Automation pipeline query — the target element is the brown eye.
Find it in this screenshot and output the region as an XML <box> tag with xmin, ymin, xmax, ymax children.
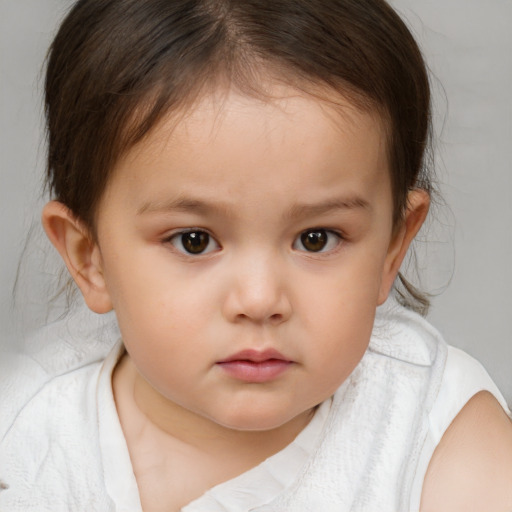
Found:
<box><xmin>294</xmin><ymin>229</ymin><xmax>341</xmax><ymax>253</ymax></box>
<box><xmin>301</xmin><ymin>230</ymin><xmax>327</xmax><ymax>252</ymax></box>
<box><xmin>182</xmin><ymin>232</ymin><xmax>209</xmax><ymax>253</ymax></box>
<box><xmin>170</xmin><ymin>231</ymin><xmax>218</xmax><ymax>255</ymax></box>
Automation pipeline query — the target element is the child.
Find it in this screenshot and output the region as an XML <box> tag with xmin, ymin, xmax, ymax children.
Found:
<box><xmin>1</xmin><ymin>0</ymin><xmax>511</xmax><ymax>510</ymax></box>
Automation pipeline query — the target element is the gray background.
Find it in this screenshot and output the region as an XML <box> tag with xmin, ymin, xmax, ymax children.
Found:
<box><xmin>1</xmin><ymin>1</ymin><xmax>511</xmax><ymax>403</ymax></box>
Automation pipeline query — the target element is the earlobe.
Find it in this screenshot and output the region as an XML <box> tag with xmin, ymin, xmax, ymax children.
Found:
<box><xmin>41</xmin><ymin>201</ymin><xmax>113</xmax><ymax>313</ymax></box>
<box><xmin>377</xmin><ymin>189</ymin><xmax>430</xmax><ymax>305</ymax></box>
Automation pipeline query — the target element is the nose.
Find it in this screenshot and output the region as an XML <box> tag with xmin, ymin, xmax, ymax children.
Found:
<box><xmin>222</xmin><ymin>254</ymin><xmax>292</xmax><ymax>325</ymax></box>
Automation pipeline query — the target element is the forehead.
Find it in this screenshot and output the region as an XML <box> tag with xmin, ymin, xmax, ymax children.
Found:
<box><xmin>123</xmin><ymin>84</ymin><xmax>386</xmax><ymax>160</ymax></box>
<box><xmin>104</xmin><ymin>85</ymin><xmax>391</xmax><ymax>216</ymax></box>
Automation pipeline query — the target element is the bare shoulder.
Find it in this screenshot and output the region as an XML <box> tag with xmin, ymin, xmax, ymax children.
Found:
<box><xmin>420</xmin><ymin>391</ymin><xmax>512</xmax><ymax>512</ymax></box>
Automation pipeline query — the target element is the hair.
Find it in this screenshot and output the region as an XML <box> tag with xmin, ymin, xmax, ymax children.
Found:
<box><xmin>44</xmin><ymin>0</ymin><xmax>433</xmax><ymax>313</ymax></box>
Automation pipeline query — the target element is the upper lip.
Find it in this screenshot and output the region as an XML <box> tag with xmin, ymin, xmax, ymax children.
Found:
<box><xmin>217</xmin><ymin>348</ymin><xmax>290</xmax><ymax>363</ymax></box>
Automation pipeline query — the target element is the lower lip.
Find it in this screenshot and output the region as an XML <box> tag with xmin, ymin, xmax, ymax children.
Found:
<box><xmin>217</xmin><ymin>359</ymin><xmax>292</xmax><ymax>383</ymax></box>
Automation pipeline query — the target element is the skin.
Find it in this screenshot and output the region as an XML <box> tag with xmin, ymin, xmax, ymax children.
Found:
<box><xmin>42</xmin><ymin>85</ymin><xmax>512</xmax><ymax>511</ymax></box>
<box><xmin>420</xmin><ymin>391</ymin><xmax>512</xmax><ymax>512</ymax></box>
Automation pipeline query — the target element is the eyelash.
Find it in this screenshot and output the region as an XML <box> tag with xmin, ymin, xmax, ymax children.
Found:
<box><xmin>292</xmin><ymin>229</ymin><xmax>344</xmax><ymax>254</ymax></box>
<box><xmin>163</xmin><ymin>228</ymin><xmax>344</xmax><ymax>256</ymax></box>
<box><xmin>164</xmin><ymin>229</ymin><xmax>220</xmax><ymax>256</ymax></box>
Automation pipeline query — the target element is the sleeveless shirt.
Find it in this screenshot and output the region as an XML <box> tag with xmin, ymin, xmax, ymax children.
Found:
<box><xmin>0</xmin><ymin>299</ymin><xmax>509</xmax><ymax>511</ymax></box>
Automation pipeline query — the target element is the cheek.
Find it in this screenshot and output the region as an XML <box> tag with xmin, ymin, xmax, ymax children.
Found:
<box><xmin>104</xmin><ymin>245</ymin><xmax>209</xmax><ymax>315</ymax></box>
<box><xmin>296</xmin><ymin>253</ymin><xmax>385</xmax><ymax>378</ymax></box>
<box><xmin>299</xmin><ymin>248</ymin><xmax>386</xmax><ymax>323</ymax></box>
<box><xmin>305</xmin><ymin>293</ymin><xmax>375</xmax><ymax>362</ymax></box>
<box><xmin>116</xmin><ymin>291</ymin><xmax>208</xmax><ymax>399</ymax></box>
<box><xmin>103</xmin><ymin>263</ymin><xmax>210</xmax><ymax>364</ymax></box>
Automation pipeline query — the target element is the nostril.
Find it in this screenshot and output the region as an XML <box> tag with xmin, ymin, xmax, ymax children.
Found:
<box><xmin>234</xmin><ymin>312</ymin><xmax>284</xmax><ymax>324</ymax></box>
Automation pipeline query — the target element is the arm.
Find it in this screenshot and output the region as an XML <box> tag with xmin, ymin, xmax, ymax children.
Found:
<box><xmin>420</xmin><ymin>391</ymin><xmax>512</xmax><ymax>512</ymax></box>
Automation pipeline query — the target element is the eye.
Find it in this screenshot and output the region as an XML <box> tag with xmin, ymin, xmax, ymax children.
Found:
<box><xmin>293</xmin><ymin>229</ymin><xmax>342</xmax><ymax>253</ymax></box>
<box><xmin>169</xmin><ymin>230</ymin><xmax>219</xmax><ymax>255</ymax></box>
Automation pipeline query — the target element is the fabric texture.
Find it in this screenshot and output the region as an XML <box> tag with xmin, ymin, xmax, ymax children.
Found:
<box><xmin>0</xmin><ymin>299</ymin><xmax>509</xmax><ymax>511</ymax></box>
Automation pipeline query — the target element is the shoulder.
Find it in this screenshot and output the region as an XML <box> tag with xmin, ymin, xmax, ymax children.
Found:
<box><xmin>1</xmin><ymin>316</ymin><xmax>119</xmax><ymax>440</ymax></box>
<box><xmin>0</xmin><ymin>351</ymin><xmax>50</xmax><ymax>439</ymax></box>
<box><xmin>427</xmin><ymin>345</ymin><xmax>510</xmax><ymax>444</ymax></box>
<box><xmin>0</xmin><ymin>348</ymin><xmax>101</xmax><ymax>448</ymax></box>
<box><xmin>1</xmin><ymin>356</ymin><xmax>102</xmax><ymax>444</ymax></box>
<box><xmin>0</xmin><ymin>357</ymin><xmax>105</xmax><ymax>506</ymax></box>
<box><xmin>421</xmin><ymin>390</ymin><xmax>512</xmax><ymax>511</ymax></box>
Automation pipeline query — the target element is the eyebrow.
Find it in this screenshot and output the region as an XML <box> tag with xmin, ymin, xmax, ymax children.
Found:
<box><xmin>283</xmin><ymin>197</ymin><xmax>370</xmax><ymax>220</ymax></box>
<box><xmin>137</xmin><ymin>197</ymin><xmax>231</xmax><ymax>216</ymax></box>
<box><xmin>137</xmin><ymin>195</ymin><xmax>370</xmax><ymax>218</ymax></box>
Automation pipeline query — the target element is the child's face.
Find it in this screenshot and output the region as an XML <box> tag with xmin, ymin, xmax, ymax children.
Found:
<box><xmin>84</xmin><ymin>86</ymin><xmax>418</xmax><ymax>430</ymax></box>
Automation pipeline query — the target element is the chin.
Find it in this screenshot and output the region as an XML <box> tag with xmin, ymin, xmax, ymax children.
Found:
<box><xmin>212</xmin><ymin>404</ymin><xmax>310</xmax><ymax>432</ymax></box>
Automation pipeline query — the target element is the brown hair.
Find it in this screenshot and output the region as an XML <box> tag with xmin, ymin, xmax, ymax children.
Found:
<box><xmin>45</xmin><ymin>0</ymin><xmax>433</xmax><ymax>312</ymax></box>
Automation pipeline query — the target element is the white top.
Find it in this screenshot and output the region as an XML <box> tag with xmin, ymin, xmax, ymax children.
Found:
<box><xmin>0</xmin><ymin>301</ymin><xmax>510</xmax><ymax>511</ymax></box>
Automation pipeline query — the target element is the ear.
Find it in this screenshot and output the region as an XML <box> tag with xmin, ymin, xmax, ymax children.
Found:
<box><xmin>377</xmin><ymin>189</ymin><xmax>430</xmax><ymax>305</ymax></box>
<box><xmin>41</xmin><ymin>201</ymin><xmax>113</xmax><ymax>313</ymax></box>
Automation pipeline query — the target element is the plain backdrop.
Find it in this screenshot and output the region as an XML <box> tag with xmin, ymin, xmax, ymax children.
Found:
<box><xmin>1</xmin><ymin>0</ymin><xmax>511</xmax><ymax>403</ymax></box>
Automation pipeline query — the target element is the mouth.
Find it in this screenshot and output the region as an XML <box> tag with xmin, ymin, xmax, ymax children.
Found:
<box><xmin>216</xmin><ymin>349</ymin><xmax>293</xmax><ymax>383</ymax></box>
